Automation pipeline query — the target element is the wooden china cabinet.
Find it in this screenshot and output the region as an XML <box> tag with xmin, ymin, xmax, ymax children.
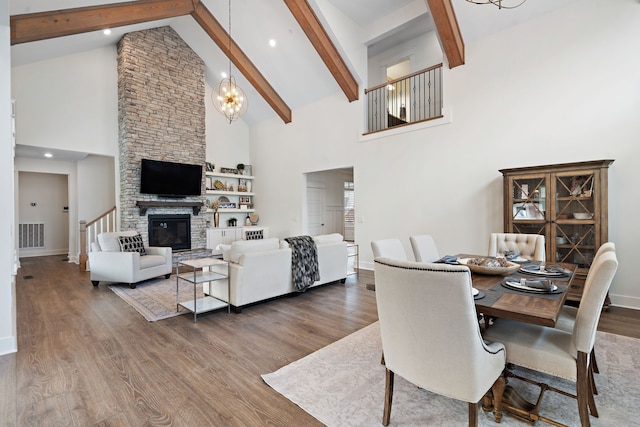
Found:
<box><xmin>499</xmin><ymin>160</ymin><xmax>614</xmax><ymax>306</ymax></box>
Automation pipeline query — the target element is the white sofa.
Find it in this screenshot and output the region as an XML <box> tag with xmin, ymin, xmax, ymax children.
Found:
<box><xmin>89</xmin><ymin>230</ymin><xmax>173</xmax><ymax>289</ymax></box>
<box><xmin>207</xmin><ymin>234</ymin><xmax>348</xmax><ymax>311</ymax></box>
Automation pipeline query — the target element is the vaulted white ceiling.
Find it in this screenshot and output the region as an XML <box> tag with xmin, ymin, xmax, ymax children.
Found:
<box><xmin>10</xmin><ymin>0</ymin><xmax>576</xmax><ymax>129</ymax></box>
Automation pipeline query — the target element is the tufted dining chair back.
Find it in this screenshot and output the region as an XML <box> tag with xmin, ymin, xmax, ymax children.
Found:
<box><xmin>374</xmin><ymin>257</ymin><xmax>506</xmax><ymax>426</ymax></box>
<box><xmin>488</xmin><ymin>232</ymin><xmax>545</xmax><ymax>261</ymax></box>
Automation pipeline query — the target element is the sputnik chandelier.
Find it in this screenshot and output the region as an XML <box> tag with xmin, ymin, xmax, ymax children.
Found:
<box><xmin>465</xmin><ymin>0</ymin><xmax>527</xmax><ymax>9</ymax></box>
<box><xmin>212</xmin><ymin>0</ymin><xmax>248</xmax><ymax>123</ymax></box>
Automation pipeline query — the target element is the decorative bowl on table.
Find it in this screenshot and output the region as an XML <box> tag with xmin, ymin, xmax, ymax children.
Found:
<box><xmin>458</xmin><ymin>257</ymin><xmax>520</xmax><ymax>275</ymax></box>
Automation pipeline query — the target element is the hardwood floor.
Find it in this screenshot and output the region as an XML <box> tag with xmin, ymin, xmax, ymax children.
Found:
<box><xmin>2</xmin><ymin>255</ymin><xmax>638</xmax><ymax>426</ymax></box>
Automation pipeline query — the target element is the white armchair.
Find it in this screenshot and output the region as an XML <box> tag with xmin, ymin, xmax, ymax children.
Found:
<box><xmin>89</xmin><ymin>231</ymin><xmax>172</xmax><ymax>289</ymax></box>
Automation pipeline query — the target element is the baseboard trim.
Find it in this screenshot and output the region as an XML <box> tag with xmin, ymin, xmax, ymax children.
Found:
<box><xmin>608</xmin><ymin>294</ymin><xmax>640</xmax><ymax>311</ymax></box>
<box><xmin>0</xmin><ymin>335</ymin><xmax>17</xmax><ymax>356</ymax></box>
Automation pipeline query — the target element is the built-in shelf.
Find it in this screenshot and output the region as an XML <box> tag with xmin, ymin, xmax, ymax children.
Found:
<box><xmin>136</xmin><ymin>201</ymin><xmax>204</xmax><ymax>216</ymax></box>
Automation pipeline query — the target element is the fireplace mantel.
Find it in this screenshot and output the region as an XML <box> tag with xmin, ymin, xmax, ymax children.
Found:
<box><xmin>136</xmin><ymin>201</ymin><xmax>203</xmax><ymax>216</ymax></box>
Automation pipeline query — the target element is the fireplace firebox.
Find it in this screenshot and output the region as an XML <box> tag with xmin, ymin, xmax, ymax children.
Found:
<box><xmin>148</xmin><ymin>214</ymin><xmax>191</xmax><ymax>251</ymax></box>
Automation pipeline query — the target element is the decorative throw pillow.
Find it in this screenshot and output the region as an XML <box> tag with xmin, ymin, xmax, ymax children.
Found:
<box><xmin>118</xmin><ymin>233</ymin><xmax>147</xmax><ymax>255</ymax></box>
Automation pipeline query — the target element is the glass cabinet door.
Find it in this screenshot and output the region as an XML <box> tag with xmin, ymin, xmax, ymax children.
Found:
<box><xmin>508</xmin><ymin>174</ymin><xmax>547</xmax><ymax>236</ymax></box>
<box><xmin>551</xmin><ymin>170</ymin><xmax>599</xmax><ymax>268</ymax></box>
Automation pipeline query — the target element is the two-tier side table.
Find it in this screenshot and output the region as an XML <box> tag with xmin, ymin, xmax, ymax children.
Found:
<box><xmin>176</xmin><ymin>257</ymin><xmax>230</xmax><ymax>322</ymax></box>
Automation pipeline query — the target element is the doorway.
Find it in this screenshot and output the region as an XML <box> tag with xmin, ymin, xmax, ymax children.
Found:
<box><xmin>305</xmin><ymin>168</ymin><xmax>354</xmax><ymax>239</ymax></box>
<box><xmin>18</xmin><ymin>172</ymin><xmax>69</xmax><ymax>258</ymax></box>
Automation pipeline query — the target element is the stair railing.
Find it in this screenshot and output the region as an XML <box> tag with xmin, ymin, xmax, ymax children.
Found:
<box><xmin>79</xmin><ymin>206</ymin><xmax>117</xmax><ymax>271</ymax></box>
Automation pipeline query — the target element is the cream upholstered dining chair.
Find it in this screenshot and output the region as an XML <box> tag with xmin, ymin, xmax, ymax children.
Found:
<box><xmin>556</xmin><ymin>242</ymin><xmax>616</xmax><ymax>377</ymax></box>
<box><xmin>374</xmin><ymin>257</ymin><xmax>506</xmax><ymax>426</ymax></box>
<box><xmin>488</xmin><ymin>232</ymin><xmax>546</xmax><ymax>261</ymax></box>
<box><xmin>371</xmin><ymin>238</ymin><xmax>408</xmax><ymax>261</ymax></box>
<box><xmin>409</xmin><ymin>234</ymin><xmax>440</xmax><ymax>262</ymax></box>
<box><xmin>483</xmin><ymin>251</ymin><xmax>618</xmax><ymax>426</ymax></box>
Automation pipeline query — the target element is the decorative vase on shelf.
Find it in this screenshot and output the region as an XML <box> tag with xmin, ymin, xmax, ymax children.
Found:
<box><xmin>214</xmin><ymin>211</ymin><xmax>220</xmax><ymax>228</ymax></box>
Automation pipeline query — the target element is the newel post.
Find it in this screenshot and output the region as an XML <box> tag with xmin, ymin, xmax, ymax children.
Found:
<box><xmin>79</xmin><ymin>220</ymin><xmax>88</xmax><ymax>271</ymax></box>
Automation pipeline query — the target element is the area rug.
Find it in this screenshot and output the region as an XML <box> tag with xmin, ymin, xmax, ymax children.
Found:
<box><xmin>262</xmin><ymin>322</ymin><xmax>640</xmax><ymax>426</ymax></box>
<box><xmin>108</xmin><ymin>276</ymin><xmax>202</xmax><ymax>322</ymax></box>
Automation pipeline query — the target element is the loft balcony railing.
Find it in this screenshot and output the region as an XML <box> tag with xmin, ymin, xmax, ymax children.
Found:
<box><xmin>364</xmin><ymin>63</ymin><xmax>443</xmax><ymax>134</ymax></box>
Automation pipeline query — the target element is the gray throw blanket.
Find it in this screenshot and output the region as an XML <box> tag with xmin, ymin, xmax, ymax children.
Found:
<box><xmin>284</xmin><ymin>235</ymin><xmax>320</xmax><ymax>292</ymax></box>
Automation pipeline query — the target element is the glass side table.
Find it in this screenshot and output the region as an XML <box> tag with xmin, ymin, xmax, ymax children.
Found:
<box><xmin>176</xmin><ymin>257</ymin><xmax>229</xmax><ymax>322</ymax></box>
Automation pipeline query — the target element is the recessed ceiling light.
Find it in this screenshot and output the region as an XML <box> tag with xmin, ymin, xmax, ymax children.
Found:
<box><xmin>269</xmin><ymin>39</ymin><xmax>276</xmax><ymax>47</ymax></box>
<box><xmin>221</xmin><ymin>72</ymin><xmax>228</xmax><ymax>78</ymax></box>
<box><xmin>103</xmin><ymin>29</ymin><xmax>111</xmax><ymax>36</ymax></box>
<box><xmin>44</xmin><ymin>153</ymin><xmax>53</xmax><ymax>158</ymax></box>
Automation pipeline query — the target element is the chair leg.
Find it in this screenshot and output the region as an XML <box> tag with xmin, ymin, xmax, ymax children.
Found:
<box><xmin>589</xmin><ymin>362</ymin><xmax>598</xmax><ymax>396</ymax></box>
<box><xmin>469</xmin><ymin>402</ymin><xmax>478</xmax><ymax>427</ymax></box>
<box><xmin>91</xmin><ymin>280</ymin><xmax>99</xmax><ymax>286</ymax></box>
<box><xmin>576</xmin><ymin>352</ymin><xmax>592</xmax><ymax>427</ymax></box>
<box><xmin>491</xmin><ymin>374</ymin><xmax>506</xmax><ymax>423</ymax></box>
<box><xmin>383</xmin><ymin>368</ymin><xmax>394</xmax><ymax>426</ymax></box>
<box><xmin>591</xmin><ymin>348</ymin><xmax>599</xmax><ymax>374</ymax></box>
<box><xmin>129</xmin><ymin>283</ymin><xmax>136</xmax><ymax>289</ymax></box>
<box><xmin>587</xmin><ymin>363</ymin><xmax>599</xmax><ymax>418</ymax></box>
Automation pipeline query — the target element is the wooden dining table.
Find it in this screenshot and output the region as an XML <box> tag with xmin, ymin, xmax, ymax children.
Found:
<box><xmin>457</xmin><ymin>255</ymin><xmax>577</xmax><ymax>328</ymax></box>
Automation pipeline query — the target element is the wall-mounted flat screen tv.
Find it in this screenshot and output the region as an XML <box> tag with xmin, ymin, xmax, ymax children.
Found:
<box><xmin>140</xmin><ymin>159</ymin><xmax>202</xmax><ymax>198</ymax></box>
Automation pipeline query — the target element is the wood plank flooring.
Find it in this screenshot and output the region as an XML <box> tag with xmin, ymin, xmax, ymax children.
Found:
<box><xmin>1</xmin><ymin>255</ymin><xmax>638</xmax><ymax>426</ymax></box>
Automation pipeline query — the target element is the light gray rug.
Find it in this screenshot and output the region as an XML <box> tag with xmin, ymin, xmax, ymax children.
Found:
<box><xmin>262</xmin><ymin>322</ymin><xmax>640</xmax><ymax>426</ymax></box>
<box><xmin>108</xmin><ymin>276</ymin><xmax>203</xmax><ymax>322</ymax></box>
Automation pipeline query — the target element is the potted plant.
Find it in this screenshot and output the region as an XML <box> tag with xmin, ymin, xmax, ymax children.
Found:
<box><xmin>236</xmin><ymin>163</ymin><xmax>245</xmax><ymax>175</ymax></box>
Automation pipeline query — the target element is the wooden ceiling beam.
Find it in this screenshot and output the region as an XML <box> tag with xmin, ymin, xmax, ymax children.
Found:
<box><xmin>426</xmin><ymin>0</ymin><xmax>465</xmax><ymax>68</ymax></box>
<box><xmin>283</xmin><ymin>0</ymin><xmax>359</xmax><ymax>102</ymax></box>
<box><xmin>190</xmin><ymin>2</ymin><xmax>292</xmax><ymax>123</ymax></box>
<box><xmin>10</xmin><ymin>0</ymin><xmax>195</xmax><ymax>45</ymax></box>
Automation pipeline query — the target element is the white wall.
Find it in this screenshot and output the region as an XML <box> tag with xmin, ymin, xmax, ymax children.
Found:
<box><xmin>11</xmin><ymin>46</ymin><xmax>118</xmax><ymax>156</ymax></box>
<box><xmin>250</xmin><ymin>92</ymin><xmax>361</xmax><ymax>239</ymax></box>
<box><xmin>76</xmin><ymin>155</ymin><xmax>115</xmax><ymax>223</ymax></box>
<box><xmin>1</xmin><ymin>0</ymin><xmax>17</xmax><ymax>355</ymax></box>
<box><xmin>367</xmin><ymin>31</ymin><xmax>442</xmax><ymax>86</ymax></box>
<box><xmin>251</xmin><ymin>0</ymin><xmax>640</xmax><ymax>309</ymax></box>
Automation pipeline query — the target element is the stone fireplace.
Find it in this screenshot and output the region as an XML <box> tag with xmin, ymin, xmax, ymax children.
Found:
<box><xmin>117</xmin><ymin>26</ymin><xmax>206</xmax><ymax>251</ymax></box>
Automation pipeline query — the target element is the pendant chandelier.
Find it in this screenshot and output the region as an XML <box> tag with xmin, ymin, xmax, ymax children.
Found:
<box><xmin>465</xmin><ymin>0</ymin><xmax>527</xmax><ymax>9</ymax></box>
<box><xmin>212</xmin><ymin>0</ymin><xmax>248</xmax><ymax>123</ymax></box>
